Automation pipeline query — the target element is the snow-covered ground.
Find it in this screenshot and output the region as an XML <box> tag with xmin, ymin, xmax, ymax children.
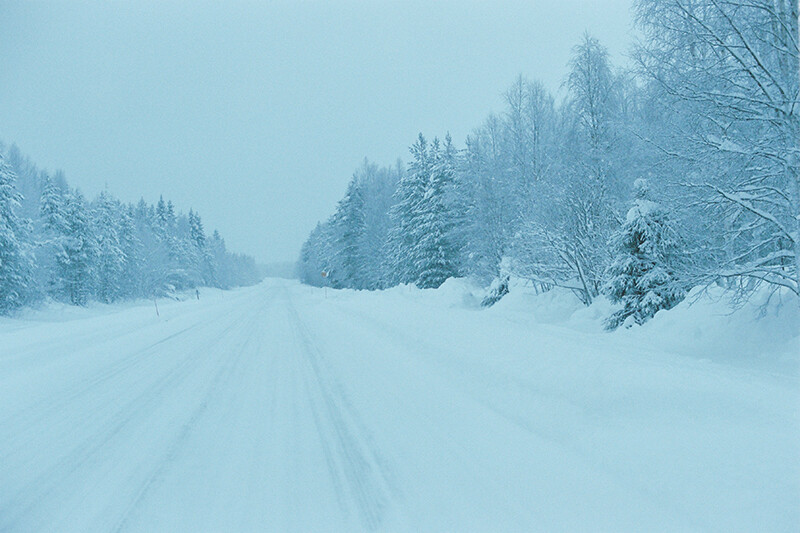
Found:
<box><xmin>1</xmin><ymin>278</ymin><xmax>797</xmax><ymax>532</ymax></box>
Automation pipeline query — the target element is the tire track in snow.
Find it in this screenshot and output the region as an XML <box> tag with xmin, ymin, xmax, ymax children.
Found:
<box><xmin>0</xmin><ymin>290</ymin><xmax>253</xmax><ymax>365</ymax></box>
<box><xmin>111</xmin><ymin>293</ymin><xmax>275</xmax><ymax>533</ymax></box>
<box><xmin>0</xmin><ymin>322</ymin><xmax>204</xmax><ymax>445</ymax></box>
<box><xmin>0</xmin><ymin>299</ymin><xmax>254</xmax><ymax>532</ymax></box>
<box><xmin>283</xmin><ymin>288</ymin><xmax>399</xmax><ymax>531</ymax></box>
<box><xmin>327</xmin><ymin>300</ymin><xmax>713</xmax><ymax>531</ymax></box>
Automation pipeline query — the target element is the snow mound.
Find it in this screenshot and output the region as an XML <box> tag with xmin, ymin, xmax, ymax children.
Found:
<box><xmin>433</xmin><ymin>277</ymin><xmax>483</xmax><ymax>308</ymax></box>
<box><xmin>489</xmin><ymin>280</ymin><xmax>586</xmax><ymax>325</ymax></box>
<box><xmin>334</xmin><ymin>278</ymin><xmax>483</xmax><ymax>310</ymax></box>
<box><xmin>488</xmin><ymin>279</ymin><xmax>798</xmax><ymax>373</ymax></box>
<box><xmin>622</xmin><ymin>286</ymin><xmax>799</xmax><ymax>371</ymax></box>
<box><xmin>316</xmin><ymin>276</ymin><xmax>797</xmax><ymax>374</ymax></box>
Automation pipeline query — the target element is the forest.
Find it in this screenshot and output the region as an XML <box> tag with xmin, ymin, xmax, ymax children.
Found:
<box><xmin>298</xmin><ymin>0</ymin><xmax>799</xmax><ymax>329</ymax></box>
<box><xmin>0</xmin><ymin>142</ymin><xmax>261</xmax><ymax>314</ymax></box>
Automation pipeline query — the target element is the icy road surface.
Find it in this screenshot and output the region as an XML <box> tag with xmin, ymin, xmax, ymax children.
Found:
<box><xmin>1</xmin><ymin>279</ymin><xmax>797</xmax><ymax>532</ymax></box>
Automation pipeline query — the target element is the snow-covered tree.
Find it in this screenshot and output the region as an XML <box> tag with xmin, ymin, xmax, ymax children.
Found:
<box><xmin>37</xmin><ymin>176</ymin><xmax>67</xmax><ymax>299</ymax></box>
<box><xmin>1</xmin><ymin>141</ymin><xmax>260</xmax><ymax>307</ymax></box>
<box><xmin>40</xmin><ymin>176</ymin><xmax>66</xmax><ymax>235</ymax></box>
<box><xmin>188</xmin><ymin>209</ymin><xmax>216</xmax><ymax>285</ymax></box>
<box><xmin>459</xmin><ymin>116</ymin><xmax>518</xmax><ymax>283</ymax></box>
<box><xmin>603</xmin><ymin>179</ymin><xmax>686</xmax><ymax>329</ymax></box>
<box><xmin>118</xmin><ymin>204</ymin><xmax>144</xmax><ymax>298</ymax></box>
<box><xmin>92</xmin><ymin>191</ymin><xmax>125</xmax><ymax>303</ymax></box>
<box><xmin>634</xmin><ymin>0</ymin><xmax>799</xmax><ymax>299</ymax></box>
<box><xmin>297</xmin><ymin>159</ymin><xmax>402</xmax><ymax>289</ymax></box>
<box><xmin>561</xmin><ymin>33</ymin><xmax>623</xmax><ymax>289</ymax></box>
<box><xmin>298</xmin><ymin>223</ymin><xmax>329</xmax><ymax>286</ymax></box>
<box><xmin>387</xmin><ymin>134</ymin><xmax>432</xmax><ymax>285</ymax></box>
<box><xmin>59</xmin><ymin>191</ymin><xmax>97</xmax><ymax>305</ymax></box>
<box><xmin>0</xmin><ymin>154</ymin><xmax>33</xmax><ymax>313</ymax></box>
<box><xmin>566</xmin><ymin>33</ymin><xmax>618</xmax><ymax>162</ymax></box>
<box><xmin>188</xmin><ymin>209</ymin><xmax>205</xmax><ymax>249</ymax></box>
<box><xmin>415</xmin><ymin>135</ymin><xmax>460</xmax><ymax>288</ymax></box>
<box><xmin>358</xmin><ymin>159</ymin><xmax>402</xmax><ymax>289</ymax></box>
<box><xmin>385</xmin><ymin>134</ymin><xmax>461</xmax><ymax>289</ymax></box>
<box><xmin>506</xmin><ymin>39</ymin><xmax>623</xmax><ymax>305</ymax></box>
<box><xmin>332</xmin><ymin>178</ymin><xmax>367</xmax><ymax>288</ymax></box>
<box><xmin>503</xmin><ymin>75</ymin><xmax>556</xmax><ymax>189</ymax></box>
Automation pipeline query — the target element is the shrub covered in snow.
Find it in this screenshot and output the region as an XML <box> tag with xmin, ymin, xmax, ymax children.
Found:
<box><xmin>481</xmin><ymin>275</ymin><xmax>510</xmax><ymax>308</ymax></box>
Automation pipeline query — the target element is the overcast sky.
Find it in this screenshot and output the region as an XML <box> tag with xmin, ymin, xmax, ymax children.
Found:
<box><xmin>0</xmin><ymin>0</ymin><xmax>634</xmax><ymax>263</ymax></box>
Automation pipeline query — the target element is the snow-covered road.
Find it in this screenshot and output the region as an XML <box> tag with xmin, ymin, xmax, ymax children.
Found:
<box><xmin>1</xmin><ymin>279</ymin><xmax>797</xmax><ymax>532</ymax></box>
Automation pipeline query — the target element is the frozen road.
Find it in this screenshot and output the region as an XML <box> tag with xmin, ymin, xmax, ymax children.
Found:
<box><xmin>1</xmin><ymin>279</ymin><xmax>797</xmax><ymax>531</ymax></box>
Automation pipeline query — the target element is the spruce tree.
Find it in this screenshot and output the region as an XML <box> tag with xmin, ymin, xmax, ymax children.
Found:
<box><xmin>156</xmin><ymin>195</ymin><xmax>168</xmax><ymax>231</ymax></box>
<box><xmin>39</xmin><ymin>176</ymin><xmax>68</xmax><ymax>299</ymax></box>
<box><xmin>603</xmin><ymin>179</ymin><xmax>685</xmax><ymax>329</ymax></box>
<box><xmin>118</xmin><ymin>204</ymin><xmax>143</xmax><ymax>298</ymax></box>
<box><xmin>416</xmin><ymin>134</ymin><xmax>459</xmax><ymax>288</ymax></box>
<box><xmin>188</xmin><ymin>209</ymin><xmax>216</xmax><ymax>286</ymax></box>
<box><xmin>166</xmin><ymin>200</ymin><xmax>176</xmax><ymax>232</ymax></box>
<box><xmin>93</xmin><ymin>191</ymin><xmax>125</xmax><ymax>303</ymax></box>
<box><xmin>40</xmin><ymin>176</ymin><xmax>67</xmax><ymax>234</ymax></box>
<box><xmin>188</xmin><ymin>209</ymin><xmax>206</xmax><ymax>249</ymax></box>
<box><xmin>388</xmin><ymin>133</ymin><xmax>431</xmax><ymax>285</ymax></box>
<box><xmin>333</xmin><ymin>178</ymin><xmax>366</xmax><ymax>288</ymax></box>
<box><xmin>60</xmin><ymin>191</ymin><xmax>97</xmax><ymax>305</ymax></box>
<box><xmin>0</xmin><ymin>154</ymin><xmax>32</xmax><ymax>313</ymax></box>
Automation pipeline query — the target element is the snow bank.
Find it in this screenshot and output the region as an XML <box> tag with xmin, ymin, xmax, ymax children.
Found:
<box><xmin>491</xmin><ymin>278</ymin><xmax>589</xmax><ymax>325</ymax></box>
<box><xmin>375</xmin><ymin>277</ymin><xmax>799</xmax><ymax>375</ymax></box>
<box><xmin>0</xmin><ymin>286</ymin><xmax>237</xmax><ymax>330</ymax></box>
<box><xmin>624</xmin><ymin>286</ymin><xmax>799</xmax><ymax>370</ymax></box>
<box><xmin>503</xmin><ymin>282</ymin><xmax>797</xmax><ymax>373</ymax></box>
<box><xmin>347</xmin><ymin>278</ymin><xmax>484</xmax><ymax>310</ymax></box>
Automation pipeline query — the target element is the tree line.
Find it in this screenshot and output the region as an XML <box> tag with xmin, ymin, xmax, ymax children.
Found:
<box><xmin>299</xmin><ymin>0</ymin><xmax>798</xmax><ymax>329</ymax></box>
<box><xmin>0</xmin><ymin>143</ymin><xmax>261</xmax><ymax>314</ymax></box>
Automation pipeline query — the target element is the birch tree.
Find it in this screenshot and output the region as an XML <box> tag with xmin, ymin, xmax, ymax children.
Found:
<box><xmin>635</xmin><ymin>0</ymin><xmax>800</xmax><ymax>298</ymax></box>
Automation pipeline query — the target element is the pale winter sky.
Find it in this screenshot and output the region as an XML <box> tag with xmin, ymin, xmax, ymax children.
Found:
<box><xmin>0</xmin><ymin>0</ymin><xmax>634</xmax><ymax>263</ymax></box>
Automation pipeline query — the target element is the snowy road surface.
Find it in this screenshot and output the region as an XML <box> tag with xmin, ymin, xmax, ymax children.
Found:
<box><xmin>1</xmin><ymin>279</ymin><xmax>798</xmax><ymax>532</ymax></box>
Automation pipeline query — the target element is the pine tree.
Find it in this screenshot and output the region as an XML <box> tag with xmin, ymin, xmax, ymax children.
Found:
<box><xmin>156</xmin><ymin>195</ymin><xmax>168</xmax><ymax>231</ymax></box>
<box><xmin>388</xmin><ymin>133</ymin><xmax>432</xmax><ymax>285</ymax></box>
<box><xmin>152</xmin><ymin>197</ymin><xmax>192</xmax><ymax>292</ymax></box>
<box><xmin>39</xmin><ymin>176</ymin><xmax>68</xmax><ymax>298</ymax></box>
<box><xmin>93</xmin><ymin>191</ymin><xmax>125</xmax><ymax>303</ymax></box>
<box><xmin>188</xmin><ymin>209</ymin><xmax>206</xmax><ymax>249</ymax></box>
<box><xmin>166</xmin><ymin>200</ymin><xmax>177</xmax><ymax>232</ymax></box>
<box><xmin>40</xmin><ymin>176</ymin><xmax>67</xmax><ymax>234</ymax></box>
<box><xmin>188</xmin><ymin>209</ymin><xmax>216</xmax><ymax>286</ymax></box>
<box><xmin>416</xmin><ymin>134</ymin><xmax>460</xmax><ymax>288</ymax></box>
<box><xmin>60</xmin><ymin>191</ymin><xmax>97</xmax><ymax>305</ymax></box>
<box><xmin>118</xmin><ymin>204</ymin><xmax>143</xmax><ymax>298</ymax></box>
<box><xmin>603</xmin><ymin>179</ymin><xmax>685</xmax><ymax>329</ymax></box>
<box><xmin>7</xmin><ymin>144</ymin><xmax>259</xmax><ymax>307</ymax></box>
<box><xmin>0</xmin><ymin>154</ymin><xmax>33</xmax><ymax>313</ymax></box>
<box><xmin>332</xmin><ymin>178</ymin><xmax>366</xmax><ymax>288</ymax></box>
